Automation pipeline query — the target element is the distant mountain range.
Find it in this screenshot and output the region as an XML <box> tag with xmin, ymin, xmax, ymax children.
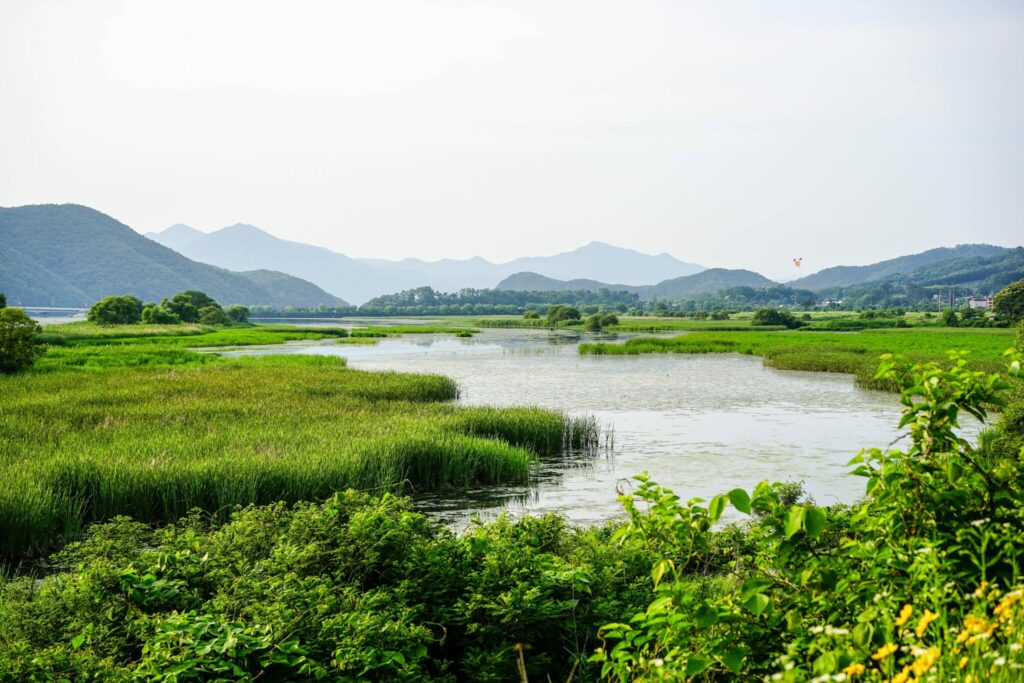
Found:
<box><xmin>788</xmin><ymin>245</ymin><xmax>1008</xmax><ymax>290</ymax></box>
<box><xmin>3</xmin><ymin>203</ymin><xmax>1019</xmax><ymax>310</ymax></box>
<box><xmin>497</xmin><ymin>245</ymin><xmax>1020</xmax><ymax>301</ymax></box>
<box><xmin>145</xmin><ymin>224</ymin><xmax>705</xmax><ymax>304</ymax></box>
<box><xmin>0</xmin><ymin>205</ymin><xmax>345</xmax><ymax>308</ymax></box>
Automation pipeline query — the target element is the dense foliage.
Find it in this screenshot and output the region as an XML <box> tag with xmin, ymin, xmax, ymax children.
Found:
<box><xmin>751</xmin><ymin>308</ymin><xmax>805</xmax><ymax>329</ymax></box>
<box><xmin>0</xmin><ymin>307</ymin><xmax>45</xmax><ymax>373</ymax></box>
<box><xmin>994</xmin><ymin>278</ymin><xmax>1024</xmax><ymax>320</ymax></box>
<box><xmin>87</xmin><ymin>295</ymin><xmax>144</xmax><ymax>325</ymax></box>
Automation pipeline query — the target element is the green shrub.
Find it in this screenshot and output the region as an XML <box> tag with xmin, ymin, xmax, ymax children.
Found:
<box><xmin>225</xmin><ymin>305</ymin><xmax>250</xmax><ymax>323</ymax></box>
<box><xmin>994</xmin><ymin>278</ymin><xmax>1024</xmax><ymax>320</ymax></box>
<box><xmin>0</xmin><ymin>308</ymin><xmax>45</xmax><ymax>373</ymax></box>
<box><xmin>87</xmin><ymin>295</ymin><xmax>143</xmax><ymax>325</ymax></box>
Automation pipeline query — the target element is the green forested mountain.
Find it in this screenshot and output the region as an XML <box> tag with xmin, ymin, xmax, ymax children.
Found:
<box><xmin>0</xmin><ymin>204</ymin><xmax>346</xmax><ymax>307</ymax></box>
<box><xmin>644</xmin><ymin>268</ymin><xmax>776</xmax><ymax>300</ymax></box>
<box><xmin>789</xmin><ymin>244</ymin><xmax>1007</xmax><ymax>290</ymax></box>
<box><xmin>495</xmin><ymin>272</ymin><xmax>641</xmax><ymax>294</ymax></box>
<box><xmin>497</xmin><ymin>268</ymin><xmax>776</xmax><ymax>301</ymax></box>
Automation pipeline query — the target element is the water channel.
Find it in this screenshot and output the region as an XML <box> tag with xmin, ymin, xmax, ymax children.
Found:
<box><xmin>223</xmin><ymin>326</ymin><xmax>947</xmax><ymax>525</ymax></box>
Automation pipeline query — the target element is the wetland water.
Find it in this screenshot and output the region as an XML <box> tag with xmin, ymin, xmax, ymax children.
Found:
<box><xmin>227</xmin><ymin>328</ymin><xmax>945</xmax><ymax>525</ymax></box>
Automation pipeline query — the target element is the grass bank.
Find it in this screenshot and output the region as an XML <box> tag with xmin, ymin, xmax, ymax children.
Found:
<box><xmin>580</xmin><ymin>327</ymin><xmax>1015</xmax><ymax>390</ymax></box>
<box><xmin>1</xmin><ymin>327</ymin><xmax>597</xmax><ymax>559</ymax></box>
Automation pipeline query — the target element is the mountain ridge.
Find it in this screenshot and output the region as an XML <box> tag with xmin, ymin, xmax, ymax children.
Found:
<box><xmin>0</xmin><ymin>204</ymin><xmax>346</xmax><ymax>308</ymax></box>
<box><xmin>147</xmin><ymin>225</ymin><xmax>706</xmax><ymax>304</ymax></box>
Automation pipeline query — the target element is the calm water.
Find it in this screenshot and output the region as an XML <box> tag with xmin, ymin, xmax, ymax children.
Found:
<box><xmin>224</xmin><ymin>328</ymin><xmax>965</xmax><ymax>525</ymax></box>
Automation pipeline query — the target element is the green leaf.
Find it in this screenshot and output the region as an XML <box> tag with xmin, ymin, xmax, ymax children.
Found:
<box><xmin>71</xmin><ymin>633</ymin><xmax>86</xmax><ymax>649</ymax></box>
<box><xmin>651</xmin><ymin>559</ymin><xmax>672</xmax><ymax>587</ymax></box>
<box><xmin>708</xmin><ymin>495</ymin><xmax>726</xmax><ymax>522</ymax></box>
<box><xmin>721</xmin><ymin>646</ymin><xmax>750</xmax><ymax>673</ymax></box>
<box><xmin>728</xmin><ymin>488</ymin><xmax>751</xmax><ymax>514</ymax></box>
<box><xmin>804</xmin><ymin>507</ymin><xmax>827</xmax><ymax>539</ymax></box>
<box><xmin>743</xmin><ymin>593</ymin><xmax>770</xmax><ymax>615</ymax></box>
<box><xmin>685</xmin><ymin>654</ymin><xmax>711</xmax><ymax>676</ymax></box>
<box><xmin>695</xmin><ymin>603</ymin><xmax>718</xmax><ymax>628</ymax></box>
<box><xmin>785</xmin><ymin>505</ymin><xmax>806</xmax><ymax>539</ymax></box>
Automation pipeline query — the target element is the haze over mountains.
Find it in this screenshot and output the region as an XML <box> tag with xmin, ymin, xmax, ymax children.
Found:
<box><xmin>0</xmin><ymin>205</ymin><xmax>345</xmax><ymax>308</ymax></box>
<box><xmin>146</xmin><ymin>224</ymin><xmax>704</xmax><ymax>304</ymax></box>
<box><xmin>1</xmin><ymin>203</ymin><xmax>1021</xmax><ymax>309</ymax></box>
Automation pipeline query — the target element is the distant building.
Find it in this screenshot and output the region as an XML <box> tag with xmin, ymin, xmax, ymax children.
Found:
<box><xmin>968</xmin><ymin>297</ymin><xmax>993</xmax><ymax>310</ymax></box>
<box><xmin>819</xmin><ymin>298</ymin><xmax>844</xmax><ymax>307</ymax></box>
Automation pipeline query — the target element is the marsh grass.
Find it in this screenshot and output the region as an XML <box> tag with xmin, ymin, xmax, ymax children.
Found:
<box><xmin>1</xmin><ymin>330</ymin><xmax>597</xmax><ymax>558</ymax></box>
<box><xmin>580</xmin><ymin>328</ymin><xmax>1015</xmax><ymax>390</ymax></box>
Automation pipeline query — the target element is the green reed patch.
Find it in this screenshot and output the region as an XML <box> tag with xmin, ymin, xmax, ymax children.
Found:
<box><xmin>579</xmin><ymin>327</ymin><xmax>1015</xmax><ymax>390</ymax></box>
<box><xmin>0</xmin><ymin>355</ymin><xmax>594</xmax><ymax>559</ymax></box>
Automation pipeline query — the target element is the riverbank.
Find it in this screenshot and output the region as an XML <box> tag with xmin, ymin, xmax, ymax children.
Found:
<box><xmin>579</xmin><ymin>327</ymin><xmax>1015</xmax><ymax>390</ymax></box>
<box><xmin>0</xmin><ymin>324</ymin><xmax>595</xmax><ymax>559</ymax></box>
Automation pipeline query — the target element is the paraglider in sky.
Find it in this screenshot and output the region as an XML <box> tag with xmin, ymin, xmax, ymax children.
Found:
<box><xmin>793</xmin><ymin>257</ymin><xmax>803</xmax><ymax>269</ymax></box>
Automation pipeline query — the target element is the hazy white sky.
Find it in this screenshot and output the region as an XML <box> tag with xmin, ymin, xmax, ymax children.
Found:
<box><xmin>2</xmin><ymin>1</ymin><xmax>1022</xmax><ymax>279</ymax></box>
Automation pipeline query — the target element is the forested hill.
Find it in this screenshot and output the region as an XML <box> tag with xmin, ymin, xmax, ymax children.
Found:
<box><xmin>497</xmin><ymin>268</ymin><xmax>775</xmax><ymax>301</ymax></box>
<box><xmin>0</xmin><ymin>204</ymin><xmax>346</xmax><ymax>308</ymax></box>
<box><xmin>789</xmin><ymin>244</ymin><xmax>1007</xmax><ymax>290</ymax></box>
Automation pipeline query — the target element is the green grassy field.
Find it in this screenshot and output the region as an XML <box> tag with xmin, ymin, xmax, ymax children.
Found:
<box><xmin>580</xmin><ymin>327</ymin><xmax>1016</xmax><ymax>390</ymax></box>
<box><xmin>1</xmin><ymin>325</ymin><xmax>595</xmax><ymax>559</ymax></box>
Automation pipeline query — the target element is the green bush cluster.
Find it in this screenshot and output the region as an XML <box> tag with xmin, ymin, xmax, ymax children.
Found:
<box><xmin>0</xmin><ymin>493</ymin><xmax>655</xmax><ymax>681</ymax></box>
<box><xmin>0</xmin><ymin>307</ymin><xmax>45</xmax><ymax>373</ymax></box>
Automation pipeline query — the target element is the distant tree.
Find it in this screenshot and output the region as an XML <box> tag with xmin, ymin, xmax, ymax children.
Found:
<box><xmin>225</xmin><ymin>305</ymin><xmax>250</xmax><ymax>323</ymax></box>
<box><xmin>523</xmin><ymin>310</ymin><xmax>540</xmax><ymax>320</ymax></box>
<box><xmin>584</xmin><ymin>313</ymin><xmax>604</xmax><ymax>332</ymax></box>
<box><xmin>545</xmin><ymin>305</ymin><xmax>581</xmax><ymax>326</ymax></box>
<box><xmin>600</xmin><ymin>313</ymin><xmax>619</xmax><ymax>327</ymax></box>
<box><xmin>141</xmin><ymin>303</ymin><xmax>180</xmax><ymax>325</ymax></box>
<box><xmin>0</xmin><ymin>308</ymin><xmax>45</xmax><ymax>373</ymax></box>
<box><xmin>710</xmin><ymin>311</ymin><xmax>730</xmax><ymax>321</ymax></box>
<box><xmin>994</xmin><ymin>279</ymin><xmax>1024</xmax><ymax>320</ymax></box>
<box><xmin>162</xmin><ymin>291</ymin><xmax>221</xmax><ymax>323</ymax></box>
<box><xmin>198</xmin><ymin>305</ymin><xmax>229</xmax><ymax>325</ymax></box>
<box><xmin>940</xmin><ymin>308</ymin><xmax>959</xmax><ymax>327</ymax></box>
<box><xmin>751</xmin><ymin>308</ymin><xmax>802</xmax><ymax>329</ymax></box>
<box><xmin>0</xmin><ymin>292</ymin><xmax>6</xmax><ymax>309</ymax></box>
<box><xmin>87</xmin><ymin>295</ymin><xmax>143</xmax><ymax>325</ymax></box>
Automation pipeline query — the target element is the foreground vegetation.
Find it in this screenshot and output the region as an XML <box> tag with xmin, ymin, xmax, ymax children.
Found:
<box><xmin>1</xmin><ymin>342</ymin><xmax>1023</xmax><ymax>680</ymax></box>
<box><xmin>0</xmin><ymin>325</ymin><xmax>596</xmax><ymax>559</ymax></box>
<box><xmin>580</xmin><ymin>327</ymin><xmax>1016</xmax><ymax>391</ymax></box>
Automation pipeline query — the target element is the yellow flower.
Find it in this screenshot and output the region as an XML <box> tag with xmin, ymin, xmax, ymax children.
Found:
<box><xmin>872</xmin><ymin>642</ymin><xmax>899</xmax><ymax>660</ymax></box>
<box><xmin>915</xmin><ymin>609</ymin><xmax>939</xmax><ymax>637</ymax></box>
<box><xmin>911</xmin><ymin>646</ymin><xmax>940</xmax><ymax>676</ymax></box>
<box><xmin>959</xmin><ymin>656</ymin><xmax>968</xmax><ymax>669</ymax></box>
<box><xmin>895</xmin><ymin>604</ymin><xmax>914</xmax><ymax>627</ymax></box>
<box><xmin>891</xmin><ymin>666</ymin><xmax>913</xmax><ymax>683</ymax></box>
<box><xmin>966</xmin><ymin>675</ymin><xmax>974</xmax><ymax>683</ymax></box>
<box><xmin>843</xmin><ymin>662</ymin><xmax>866</xmax><ymax>676</ymax></box>
<box><xmin>973</xmin><ymin>581</ymin><xmax>988</xmax><ymax>598</ymax></box>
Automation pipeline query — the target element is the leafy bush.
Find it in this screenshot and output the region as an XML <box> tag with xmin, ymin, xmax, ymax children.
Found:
<box><xmin>592</xmin><ymin>350</ymin><xmax>1024</xmax><ymax>680</ymax></box>
<box><xmin>87</xmin><ymin>295</ymin><xmax>143</xmax><ymax>325</ymax></box>
<box><xmin>524</xmin><ymin>309</ymin><xmax>540</xmax><ymax>319</ymax></box>
<box><xmin>546</xmin><ymin>305</ymin><xmax>581</xmax><ymax>325</ymax></box>
<box><xmin>941</xmin><ymin>308</ymin><xmax>959</xmax><ymax>327</ymax></box>
<box><xmin>994</xmin><ymin>277</ymin><xmax>1024</xmax><ymax>320</ymax></box>
<box><xmin>0</xmin><ymin>308</ymin><xmax>45</xmax><ymax>373</ymax></box>
<box><xmin>162</xmin><ymin>291</ymin><xmax>221</xmax><ymax>324</ymax></box>
<box><xmin>751</xmin><ymin>308</ymin><xmax>803</xmax><ymax>328</ymax></box>
<box><xmin>141</xmin><ymin>302</ymin><xmax>180</xmax><ymax>324</ymax></box>
<box><xmin>225</xmin><ymin>304</ymin><xmax>250</xmax><ymax>323</ymax></box>
<box><xmin>198</xmin><ymin>305</ymin><xmax>228</xmax><ymax>325</ymax></box>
